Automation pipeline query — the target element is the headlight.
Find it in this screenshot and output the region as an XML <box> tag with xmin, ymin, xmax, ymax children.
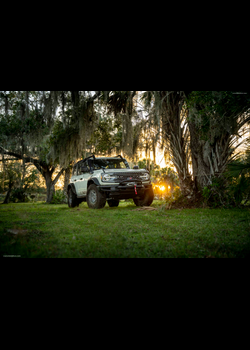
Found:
<box><xmin>140</xmin><ymin>173</ymin><xmax>150</xmax><ymax>181</ymax></box>
<box><xmin>101</xmin><ymin>174</ymin><xmax>118</xmax><ymax>182</ymax></box>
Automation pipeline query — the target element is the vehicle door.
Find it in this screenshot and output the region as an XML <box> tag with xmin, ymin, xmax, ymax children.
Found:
<box><xmin>80</xmin><ymin>161</ymin><xmax>89</xmax><ymax>196</ymax></box>
<box><xmin>71</xmin><ymin>162</ymin><xmax>85</xmax><ymax>197</ymax></box>
<box><xmin>76</xmin><ymin>161</ymin><xmax>89</xmax><ymax>197</ymax></box>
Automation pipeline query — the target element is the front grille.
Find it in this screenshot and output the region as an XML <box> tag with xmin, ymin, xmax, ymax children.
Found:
<box><xmin>113</xmin><ymin>172</ymin><xmax>142</xmax><ymax>181</ymax></box>
<box><xmin>117</xmin><ymin>175</ymin><xmax>141</xmax><ymax>181</ymax></box>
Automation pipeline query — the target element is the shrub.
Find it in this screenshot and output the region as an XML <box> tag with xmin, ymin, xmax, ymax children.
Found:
<box><xmin>50</xmin><ymin>190</ymin><xmax>67</xmax><ymax>204</ymax></box>
<box><xmin>10</xmin><ymin>188</ymin><xmax>29</xmax><ymax>203</ymax></box>
<box><xmin>164</xmin><ymin>186</ymin><xmax>183</xmax><ymax>208</ymax></box>
<box><xmin>201</xmin><ymin>174</ymin><xmax>249</xmax><ymax>208</ymax></box>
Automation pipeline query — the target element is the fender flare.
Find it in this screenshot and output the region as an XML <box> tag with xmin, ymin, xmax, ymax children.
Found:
<box><xmin>87</xmin><ymin>178</ymin><xmax>100</xmax><ymax>188</ymax></box>
<box><xmin>67</xmin><ymin>183</ymin><xmax>77</xmax><ymax>195</ymax></box>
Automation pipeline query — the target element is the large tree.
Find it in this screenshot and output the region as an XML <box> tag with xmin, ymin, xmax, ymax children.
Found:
<box><xmin>0</xmin><ymin>91</ymin><xmax>65</xmax><ymax>202</ymax></box>
<box><xmin>139</xmin><ymin>91</ymin><xmax>193</xmax><ymax>196</ymax></box>
<box><xmin>186</xmin><ymin>91</ymin><xmax>250</xmax><ymax>190</ymax></box>
<box><xmin>140</xmin><ymin>90</ymin><xmax>250</xmax><ymax>197</ymax></box>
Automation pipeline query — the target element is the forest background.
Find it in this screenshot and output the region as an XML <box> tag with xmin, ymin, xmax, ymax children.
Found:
<box><xmin>1</xmin><ymin>91</ymin><xmax>250</xmax><ymax>208</ymax></box>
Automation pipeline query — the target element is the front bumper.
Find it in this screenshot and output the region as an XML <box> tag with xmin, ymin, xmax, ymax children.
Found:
<box><xmin>97</xmin><ymin>182</ymin><xmax>152</xmax><ymax>200</ymax></box>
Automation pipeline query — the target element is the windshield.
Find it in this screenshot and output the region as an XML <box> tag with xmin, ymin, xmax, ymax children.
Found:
<box><xmin>91</xmin><ymin>159</ymin><xmax>130</xmax><ymax>170</ymax></box>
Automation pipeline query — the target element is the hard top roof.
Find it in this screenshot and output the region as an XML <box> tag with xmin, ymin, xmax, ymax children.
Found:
<box><xmin>73</xmin><ymin>155</ymin><xmax>126</xmax><ymax>167</ymax></box>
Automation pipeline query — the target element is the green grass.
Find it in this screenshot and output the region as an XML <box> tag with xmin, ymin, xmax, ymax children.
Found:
<box><xmin>0</xmin><ymin>201</ymin><xmax>250</xmax><ymax>258</ymax></box>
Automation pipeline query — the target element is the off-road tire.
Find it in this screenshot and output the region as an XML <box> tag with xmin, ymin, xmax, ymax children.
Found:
<box><xmin>68</xmin><ymin>188</ymin><xmax>79</xmax><ymax>208</ymax></box>
<box><xmin>108</xmin><ymin>199</ymin><xmax>120</xmax><ymax>207</ymax></box>
<box><xmin>87</xmin><ymin>184</ymin><xmax>106</xmax><ymax>209</ymax></box>
<box><xmin>133</xmin><ymin>187</ymin><xmax>154</xmax><ymax>207</ymax></box>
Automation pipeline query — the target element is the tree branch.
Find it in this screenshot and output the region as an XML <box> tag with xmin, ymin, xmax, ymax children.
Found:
<box><xmin>52</xmin><ymin>168</ymin><xmax>65</xmax><ymax>185</ymax></box>
<box><xmin>238</xmin><ymin>113</ymin><xmax>250</xmax><ymax>130</ymax></box>
<box><xmin>0</xmin><ymin>145</ymin><xmax>46</xmax><ymax>175</ymax></box>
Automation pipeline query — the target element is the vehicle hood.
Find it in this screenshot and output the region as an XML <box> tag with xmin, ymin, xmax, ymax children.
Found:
<box><xmin>99</xmin><ymin>169</ymin><xmax>148</xmax><ymax>174</ymax></box>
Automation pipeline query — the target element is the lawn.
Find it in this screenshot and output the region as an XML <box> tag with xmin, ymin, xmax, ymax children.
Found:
<box><xmin>0</xmin><ymin>201</ymin><xmax>250</xmax><ymax>258</ymax></box>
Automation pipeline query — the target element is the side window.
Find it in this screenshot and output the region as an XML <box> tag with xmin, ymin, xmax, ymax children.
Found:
<box><xmin>78</xmin><ymin>162</ymin><xmax>83</xmax><ymax>175</ymax></box>
<box><xmin>81</xmin><ymin>161</ymin><xmax>89</xmax><ymax>174</ymax></box>
<box><xmin>76</xmin><ymin>163</ymin><xmax>84</xmax><ymax>176</ymax></box>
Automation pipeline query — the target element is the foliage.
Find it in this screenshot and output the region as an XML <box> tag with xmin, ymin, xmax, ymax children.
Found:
<box><xmin>0</xmin><ymin>91</ymin><xmax>50</xmax><ymax>156</ymax></box>
<box><xmin>185</xmin><ymin>91</ymin><xmax>250</xmax><ymax>191</ymax></box>
<box><xmin>152</xmin><ymin>165</ymin><xmax>179</xmax><ymax>198</ymax></box>
<box><xmin>187</xmin><ymin>91</ymin><xmax>250</xmax><ymax>141</ymax></box>
<box><xmin>10</xmin><ymin>188</ymin><xmax>30</xmax><ymax>203</ymax></box>
<box><xmin>0</xmin><ymin>160</ymin><xmax>40</xmax><ymax>203</ymax></box>
<box><xmin>50</xmin><ymin>189</ymin><xmax>67</xmax><ymax>204</ymax></box>
<box><xmin>137</xmin><ymin>159</ymin><xmax>180</xmax><ymax>200</ymax></box>
<box><xmin>0</xmin><ymin>162</ymin><xmax>17</xmax><ymax>192</ymax></box>
<box><xmin>202</xmin><ymin>171</ymin><xmax>250</xmax><ymax>208</ymax></box>
<box><xmin>89</xmin><ymin>115</ymin><xmax>122</xmax><ymax>155</ymax></box>
<box><xmin>152</xmin><ymin>166</ymin><xmax>179</xmax><ymax>186</ymax></box>
<box><xmin>202</xmin><ymin>177</ymin><xmax>234</xmax><ymax>208</ymax></box>
<box><xmin>138</xmin><ymin>159</ymin><xmax>147</xmax><ymax>169</ymax></box>
<box><xmin>202</xmin><ymin>138</ymin><xmax>250</xmax><ymax>209</ymax></box>
<box><xmin>164</xmin><ymin>186</ymin><xmax>183</xmax><ymax>209</ymax></box>
<box><xmin>106</xmin><ymin>91</ymin><xmax>137</xmax><ymax>116</ymax></box>
<box><xmin>7</xmin><ymin>166</ymin><xmax>40</xmax><ymax>203</ymax></box>
<box><xmin>0</xmin><ymin>91</ymin><xmax>68</xmax><ymax>203</ymax></box>
<box><xmin>226</xmin><ymin>143</ymin><xmax>250</xmax><ymax>205</ymax></box>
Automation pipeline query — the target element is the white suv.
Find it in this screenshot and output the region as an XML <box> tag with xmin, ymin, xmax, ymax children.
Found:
<box><xmin>67</xmin><ymin>155</ymin><xmax>154</xmax><ymax>209</ymax></box>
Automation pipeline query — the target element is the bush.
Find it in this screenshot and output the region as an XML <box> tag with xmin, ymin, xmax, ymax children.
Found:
<box><xmin>50</xmin><ymin>190</ymin><xmax>67</xmax><ymax>204</ymax></box>
<box><xmin>164</xmin><ymin>186</ymin><xmax>183</xmax><ymax>208</ymax></box>
<box><xmin>10</xmin><ymin>188</ymin><xmax>29</xmax><ymax>203</ymax></box>
<box><xmin>201</xmin><ymin>174</ymin><xmax>249</xmax><ymax>208</ymax></box>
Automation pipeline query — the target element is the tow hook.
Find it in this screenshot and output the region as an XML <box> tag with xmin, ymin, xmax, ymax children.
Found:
<box><xmin>134</xmin><ymin>184</ymin><xmax>137</xmax><ymax>195</ymax></box>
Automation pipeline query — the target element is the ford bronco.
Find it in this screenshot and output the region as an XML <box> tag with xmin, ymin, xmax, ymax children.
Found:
<box><xmin>67</xmin><ymin>155</ymin><xmax>154</xmax><ymax>209</ymax></box>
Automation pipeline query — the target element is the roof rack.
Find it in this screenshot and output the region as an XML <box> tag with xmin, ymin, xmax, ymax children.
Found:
<box><xmin>73</xmin><ymin>154</ymin><xmax>96</xmax><ymax>170</ymax></box>
<box><xmin>115</xmin><ymin>155</ymin><xmax>124</xmax><ymax>159</ymax></box>
<box><xmin>75</xmin><ymin>155</ymin><xmax>124</xmax><ymax>167</ymax></box>
<box><xmin>82</xmin><ymin>154</ymin><xmax>96</xmax><ymax>162</ymax></box>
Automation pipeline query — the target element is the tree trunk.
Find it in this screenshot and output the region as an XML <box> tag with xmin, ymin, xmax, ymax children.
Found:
<box><xmin>122</xmin><ymin>113</ymin><xmax>134</xmax><ymax>159</ymax></box>
<box><xmin>63</xmin><ymin>167</ymin><xmax>71</xmax><ymax>196</ymax></box>
<box><xmin>43</xmin><ymin>167</ymin><xmax>65</xmax><ymax>203</ymax></box>
<box><xmin>0</xmin><ymin>147</ymin><xmax>65</xmax><ymax>204</ymax></box>
<box><xmin>44</xmin><ymin>172</ymin><xmax>55</xmax><ymax>203</ymax></box>
<box><xmin>188</xmin><ymin>119</ymin><xmax>212</xmax><ymax>190</ymax></box>
<box><xmin>177</xmin><ymin>175</ymin><xmax>194</xmax><ymax>198</ymax></box>
<box><xmin>3</xmin><ymin>181</ymin><xmax>14</xmax><ymax>204</ymax></box>
<box><xmin>188</xmin><ymin>117</ymin><xmax>232</xmax><ymax>191</ymax></box>
<box><xmin>160</xmin><ymin>91</ymin><xmax>195</xmax><ymax>197</ymax></box>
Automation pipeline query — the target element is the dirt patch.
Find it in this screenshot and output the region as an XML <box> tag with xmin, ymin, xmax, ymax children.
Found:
<box><xmin>132</xmin><ymin>206</ymin><xmax>157</xmax><ymax>211</ymax></box>
<box><xmin>7</xmin><ymin>229</ymin><xmax>28</xmax><ymax>236</ymax></box>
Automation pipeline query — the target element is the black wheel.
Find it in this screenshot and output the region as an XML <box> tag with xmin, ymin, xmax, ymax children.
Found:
<box><xmin>133</xmin><ymin>187</ymin><xmax>154</xmax><ymax>207</ymax></box>
<box><xmin>108</xmin><ymin>199</ymin><xmax>120</xmax><ymax>207</ymax></box>
<box><xmin>68</xmin><ymin>188</ymin><xmax>78</xmax><ymax>208</ymax></box>
<box><xmin>87</xmin><ymin>184</ymin><xmax>106</xmax><ymax>209</ymax></box>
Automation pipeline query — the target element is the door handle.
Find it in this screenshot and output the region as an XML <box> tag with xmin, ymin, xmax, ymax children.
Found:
<box><xmin>80</xmin><ymin>178</ymin><xmax>83</xmax><ymax>180</ymax></box>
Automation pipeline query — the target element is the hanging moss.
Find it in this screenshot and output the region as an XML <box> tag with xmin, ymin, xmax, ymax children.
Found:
<box><xmin>46</xmin><ymin>94</ymin><xmax>99</xmax><ymax>168</ymax></box>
